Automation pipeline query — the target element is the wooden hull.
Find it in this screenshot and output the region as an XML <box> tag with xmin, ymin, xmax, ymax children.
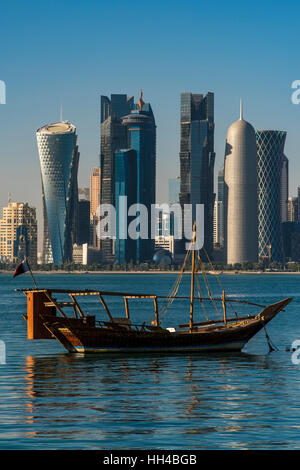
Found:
<box><xmin>44</xmin><ymin>298</ymin><xmax>291</xmax><ymax>354</ymax></box>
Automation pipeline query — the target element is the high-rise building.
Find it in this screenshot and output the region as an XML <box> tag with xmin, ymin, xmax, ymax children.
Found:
<box><xmin>121</xmin><ymin>91</ymin><xmax>156</xmax><ymax>263</ymax></box>
<box><xmin>100</xmin><ymin>94</ymin><xmax>134</xmax><ymax>261</ymax></box>
<box><xmin>0</xmin><ymin>202</ymin><xmax>37</xmax><ymax>264</ymax></box>
<box><xmin>168</xmin><ymin>177</ymin><xmax>180</xmax><ymax>204</ymax></box>
<box><xmin>36</xmin><ymin>121</ymin><xmax>79</xmax><ymax>265</ymax></box>
<box><xmin>90</xmin><ymin>168</ymin><xmax>101</xmax><ymax>219</ymax></box>
<box><xmin>288</xmin><ymin>196</ymin><xmax>298</xmax><ymax>222</ymax></box>
<box><xmin>214</xmin><ymin>165</ymin><xmax>225</xmax><ymax>247</ymax></box>
<box><xmin>179</xmin><ymin>91</ymin><xmax>215</xmax><ymax>258</ymax></box>
<box><xmin>281</xmin><ymin>155</ymin><xmax>289</xmax><ymax>222</ymax></box>
<box><xmin>224</xmin><ymin>103</ymin><xmax>258</xmax><ymax>265</ymax></box>
<box><xmin>115</xmin><ymin>149</ymin><xmax>137</xmax><ymax>264</ymax></box>
<box><xmin>90</xmin><ymin>167</ymin><xmax>101</xmax><ymax>248</ymax></box>
<box><xmin>256</xmin><ymin>130</ymin><xmax>287</xmax><ymax>262</ymax></box>
<box><xmin>77</xmin><ymin>200</ymin><xmax>90</xmax><ymax>246</ymax></box>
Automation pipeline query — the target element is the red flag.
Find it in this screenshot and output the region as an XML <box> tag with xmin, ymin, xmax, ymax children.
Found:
<box><xmin>13</xmin><ymin>259</ymin><xmax>30</xmax><ymax>278</ymax></box>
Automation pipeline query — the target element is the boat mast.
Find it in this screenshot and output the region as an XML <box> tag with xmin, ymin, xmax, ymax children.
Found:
<box><xmin>189</xmin><ymin>222</ymin><xmax>197</xmax><ymax>332</ymax></box>
<box><xmin>222</xmin><ymin>289</ymin><xmax>227</xmax><ymax>326</ymax></box>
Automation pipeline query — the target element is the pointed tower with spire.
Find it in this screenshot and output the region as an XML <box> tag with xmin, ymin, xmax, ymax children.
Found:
<box><xmin>224</xmin><ymin>100</ymin><xmax>258</xmax><ymax>264</ymax></box>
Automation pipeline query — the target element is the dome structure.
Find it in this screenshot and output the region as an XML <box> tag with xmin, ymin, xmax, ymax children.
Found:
<box><xmin>224</xmin><ymin>101</ymin><xmax>258</xmax><ymax>265</ymax></box>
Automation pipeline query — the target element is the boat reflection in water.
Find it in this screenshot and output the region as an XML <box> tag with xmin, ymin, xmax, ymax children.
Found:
<box><xmin>22</xmin><ymin>352</ymin><xmax>280</xmax><ymax>447</ymax></box>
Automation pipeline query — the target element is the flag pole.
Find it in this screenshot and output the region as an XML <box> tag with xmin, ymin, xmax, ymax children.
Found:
<box><xmin>25</xmin><ymin>257</ymin><xmax>38</xmax><ymax>289</ymax></box>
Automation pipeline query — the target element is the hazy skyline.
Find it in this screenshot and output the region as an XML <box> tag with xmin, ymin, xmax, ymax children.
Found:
<box><xmin>1</xmin><ymin>0</ymin><xmax>300</xmax><ymax>250</ymax></box>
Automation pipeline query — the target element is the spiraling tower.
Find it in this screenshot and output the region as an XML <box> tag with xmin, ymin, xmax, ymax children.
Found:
<box><xmin>36</xmin><ymin>121</ymin><xmax>79</xmax><ymax>265</ymax></box>
<box><xmin>224</xmin><ymin>102</ymin><xmax>258</xmax><ymax>264</ymax></box>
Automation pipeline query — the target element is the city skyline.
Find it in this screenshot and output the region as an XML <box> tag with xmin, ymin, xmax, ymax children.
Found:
<box><xmin>1</xmin><ymin>0</ymin><xmax>300</xmax><ymax>252</ymax></box>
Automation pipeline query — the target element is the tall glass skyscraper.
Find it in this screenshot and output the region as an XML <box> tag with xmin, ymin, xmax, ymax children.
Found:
<box><xmin>122</xmin><ymin>91</ymin><xmax>156</xmax><ymax>263</ymax></box>
<box><xmin>115</xmin><ymin>149</ymin><xmax>137</xmax><ymax>264</ymax></box>
<box><xmin>179</xmin><ymin>92</ymin><xmax>215</xmax><ymax>258</ymax></box>
<box><xmin>256</xmin><ymin>130</ymin><xmax>287</xmax><ymax>262</ymax></box>
<box><xmin>214</xmin><ymin>165</ymin><xmax>225</xmax><ymax>248</ymax></box>
<box><xmin>100</xmin><ymin>94</ymin><xmax>134</xmax><ymax>261</ymax></box>
<box><xmin>36</xmin><ymin>121</ymin><xmax>79</xmax><ymax>265</ymax></box>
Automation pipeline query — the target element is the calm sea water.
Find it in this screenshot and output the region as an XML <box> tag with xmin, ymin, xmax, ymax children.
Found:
<box><xmin>0</xmin><ymin>272</ymin><xmax>300</xmax><ymax>450</ymax></box>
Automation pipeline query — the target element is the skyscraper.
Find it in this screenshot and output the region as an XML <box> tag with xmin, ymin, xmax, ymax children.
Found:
<box><xmin>288</xmin><ymin>196</ymin><xmax>298</xmax><ymax>222</ymax></box>
<box><xmin>224</xmin><ymin>103</ymin><xmax>258</xmax><ymax>265</ymax></box>
<box><xmin>121</xmin><ymin>91</ymin><xmax>156</xmax><ymax>263</ymax></box>
<box><xmin>0</xmin><ymin>202</ymin><xmax>37</xmax><ymax>264</ymax></box>
<box><xmin>77</xmin><ymin>199</ymin><xmax>90</xmax><ymax>246</ymax></box>
<box><xmin>214</xmin><ymin>165</ymin><xmax>225</xmax><ymax>247</ymax></box>
<box><xmin>115</xmin><ymin>149</ymin><xmax>137</xmax><ymax>264</ymax></box>
<box><xmin>90</xmin><ymin>167</ymin><xmax>101</xmax><ymax>248</ymax></box>
<box><xmin>256</xmin><ymin>130</ymin><xmax>287</xmax><ymax>262</ymax></box>
<box><xmin>36</xmin><ymin>121</ymin><xmax>79</xmax><ymax>265</ymax></box>
<box><xmin>179</xmin><ymin>91</ymin><xmax>215</xmax><ymax>258</ymax></box>
<box><xmin>100</xmin><ymin>94</ymin><xmax>134</xmax><ymax>261</ymax></box>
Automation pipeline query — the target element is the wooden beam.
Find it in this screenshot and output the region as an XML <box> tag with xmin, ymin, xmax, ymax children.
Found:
<box><xmin>153</xmin><ymin>297</ymin><xmax>159</xmax><ymax>327</ymax></box>
<box><xmin>44</xmin><ymin>291</ymin><xmax>67</xmax><ymax>318</ymax></box>
<box><xmin>17</xmin><ymin>289</ymin><xmax>266</xmax><ymax>308</ymax></box>
<box><xmin>222</xmin><ymin>290</ymin><xmax>227</xmax><ymax>326</ymax></box>
<box><xmin>124</xmin><ymin>297</ymin><xmax>130</xmax><ymax>320</ymax></box>
<box><xmin>69</xmin><ymin>294</ymin><xmax>85</xmax><ymax>318</ymax></box>
<box><xmin>179</xmin><ymin>314</ymin><xmax>255</xmax><ymax>328</ymax></box>
<box><xmin>98</xmin><ymin>293</ymin><xmax>114</xmax><ymax>321</ymax></box>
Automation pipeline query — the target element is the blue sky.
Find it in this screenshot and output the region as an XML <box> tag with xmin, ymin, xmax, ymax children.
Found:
<box><xmin>0</xmin><ymin>0</ymin><xmax>299</xmax><ymax>248</ymax></box>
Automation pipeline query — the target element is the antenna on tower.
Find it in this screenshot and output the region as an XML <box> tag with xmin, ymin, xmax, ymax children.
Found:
<box><xmin>8</xmin><ymin>192</ymin><xmax>11</xmax><ymax>204</ymax></box>
<box><xmin>240</xmin><ymin>98</ymin><xmax>243</xmax><ymax>120</ymax></box>
<box><xmin>60</xmin><ymin>104</ymin><xmax>63</xmax><ymax>122</ymax></box>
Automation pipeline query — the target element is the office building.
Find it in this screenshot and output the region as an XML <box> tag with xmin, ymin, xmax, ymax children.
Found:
<box><xmin>36</xmin><ymin>121</ymin><xmax>79</xmax><ymax>265</ymax></box>
<box><xmin>214</xmin><ymin>165</ymin><xmax>225</xmax><ymax>248</ymax></box>
<box><xmin>256</xmin><ymin>130</ymin><xmax>286</xmax><ymax>262</ymax></box>
<box><xmin>122</xmin><ymin>91</ymin><xmax>156</xmax><ymax>263</ymax></box>
<box><xmin>90</xmin><ymin>167</ymin><xmax>101</xmax><ymax>248</ymax></box>
<box><xmin>77</xmin><ymin>199</ymin><xmax>90</xmax><ymax>246</ymax></box>
<box><xmin>288</xmin><ymin>196</ymin><xmax>298</xmax><ymax>222</ymax></box>
<box><xmin>114</xmin><ymin>149</ymin><xmax>137</xmax><ymax>264</ymax></box>
<box><xmin>224</xmin><ymin>103</ymin><xmax>258</xmax><ymax>265</ymax></box>
<box><xmin>100</xmin><ymin>94</ymin><xmax>134</xmax><ymax>261</ymax></box>
<box><xmin>179</xmin><ymin>91</ymin><xmax>215</xmax><ymax>258</ymax></box>
<box><xmin>0</xmin><ymin>202</ymin><xmax>37</xmax><ymax>264</ymax></box>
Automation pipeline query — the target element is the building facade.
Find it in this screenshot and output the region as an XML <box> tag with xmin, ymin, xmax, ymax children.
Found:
<box><xmin>121</xmin><ymin>91</ymin><xmax>156</xmax><ymax>263</ymax></box>
<box><xmin>281</xmin><ymin>155</ymin><xmax>289</xmax><ymax>222</ymax></box>
<box><xmin>256</xmin><ymin>130</ymin><xmax>286</xmax><ymax>262</ymax></box>
<box><xmin>0</xmin><ymin>202</ymin><xmax>37</xmax><ymax>264</ymax></box>
<box><xmin>100</xmin><ymin>94</ymin><xmax>134</xmax><ymax>261</ymax></box>
<box><xmin>36</xmin><ymin>121</ymin><xmax>79</xmax><ymax>265</ymax></box>
<box><xmin>179</xmin><ymin>91</ymin><xmax>215</xmax><ymax>259</ymax></box>
<box><xmin>114</xmin><ymin>149</ymin><xmax>137</xmax><ymax>264</ymax></box>
<box><xmin>224</xmin><ymin>105</ymin><xmax>258</xmax><ymax>265</ymax></box>
<box><xmin>90</xmin><ymin>167</ymin><xmax>101</xmax><ymax>248</ymax></box>
<box><xmin>213</xmin><ymin>165</ymin><xmax>225</xmax><ymax>248</ymax></box>
<box><xmin>288</xmin><ymin>196</ymin><xmax>298</xmax><ymax>222</ymax></box>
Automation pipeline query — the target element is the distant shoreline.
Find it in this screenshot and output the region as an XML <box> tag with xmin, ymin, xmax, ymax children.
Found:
<box><xmin>1</xmin><ymin>270</ymin><xmax>300</xmax><ymax>275</ymax></box>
